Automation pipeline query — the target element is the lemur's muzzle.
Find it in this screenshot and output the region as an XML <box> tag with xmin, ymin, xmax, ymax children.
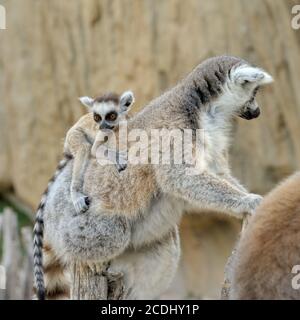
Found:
<box><xmin>239</xmin><ymin>107</ymin><xmax>260</xmax><ymax>120</ymax></box>
<box><xmin>99</xmin><ymin>123</ymin><xmax>114</xmax><ymax>130</ymax></box>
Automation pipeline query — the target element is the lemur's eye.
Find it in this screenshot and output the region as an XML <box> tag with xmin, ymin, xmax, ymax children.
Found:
<box><xmin>93</xmin><ymin>113</ymin><xmax>102</xmax><ymax>122</ymax></box>
<box><xmin>106</xmin><ymin>112</ymin><xmax>118</xmax><ymax>121</ymax></box>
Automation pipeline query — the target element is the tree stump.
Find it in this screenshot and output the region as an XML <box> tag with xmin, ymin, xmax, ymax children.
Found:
<box><xmin>70</xmin><ymin>262</ymin><xmax>108</xmax><ymax>300</ymax></box>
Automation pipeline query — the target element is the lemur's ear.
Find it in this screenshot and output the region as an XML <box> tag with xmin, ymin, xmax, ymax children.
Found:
<box><xmin>233</xmin><ymin>66</ymin><xmax>273</xmax><ymax>86</ymax></box>
<box><xmin>119</xmin><ymin>91</ymin><xmax>135</xmax><ymax>113</ymax></box>
<box><xmin>78</xmin><ymin>96</ymin><xmax>94</xmax><ymax>108</ymax></box>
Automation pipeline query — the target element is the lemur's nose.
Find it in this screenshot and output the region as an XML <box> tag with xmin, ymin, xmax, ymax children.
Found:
<box><xmin>251</xmin><ymin>107</ymin><xmax>260</xmax><ymax>118</ymax></box>
<box><xmin>99</xmin><ymin>123</ymin><xmax>114</xmax><ymax>130</ymax></box>
<box><xmin>239</xmin><ymin>107</ymin><xmax>261</xmax><ymax>120</ymax></box>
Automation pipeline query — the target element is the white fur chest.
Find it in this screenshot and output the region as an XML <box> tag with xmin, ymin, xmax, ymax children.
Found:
<box><xmin>199</xmin><ymin>109</ymin><xmax>231</xmax><ymax>175</ymax></box>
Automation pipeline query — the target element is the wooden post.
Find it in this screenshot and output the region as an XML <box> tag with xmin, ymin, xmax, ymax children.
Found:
<box><xmin>1</xmin><ymin>208</ymin><xmax>22</xmax><ymax>299</ymax></box>
<box><xmin>20</xmin><ymin>227</ymin><xmax>33</xmax><ymax>300</ymax></box>
<box><xmin>70</xmin><ymin>262</ymin><xmax>108</xmax><ymax>300</ymax></box>
<box><xmin>0</xmin><ymin>208</ymin><xmax>34</xmax><ymax>300</ymax></box>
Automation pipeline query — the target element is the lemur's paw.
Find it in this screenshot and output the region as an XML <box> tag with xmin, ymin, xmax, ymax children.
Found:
<box><xmin>106</xmin><ymin>262</ymin><xmax>135</xmax><ymax>300</ymax></box>
<box><xmin>115</xmin><ymin>150</ymin><xmax>128</xmax><ymax>172</ymax></box>
<box><xmin>103</xmin><ymin>270</ymin><xmax>124</xmax><ymax>282</ymax></box>
<box><xmin>116</xmin><ymin>162</ymin><xmax>127</xmax><ymax>172</ymax></box>
<box><xmin>105</xmin><ymin>267</ymin><xmax>126</xmax><ymax>300</ymax></box>
<box><xmin>73</xmin><ymin>196</ymin><xmax>90</xmax><ymax>214</ymax></box>
<box><xmin>87</xmin><ymin>262</ymin><xmax>108</xmax><ymax>274</ymax></box>
<box><xmin>242</xmin><ymin>193</ymin><xmax>263</xmax><ymax>215</ymax></box>
<box><xmin>84</xmin><ymin>196</ymin><xmax>90</xmax><ymax>206</ymax></box>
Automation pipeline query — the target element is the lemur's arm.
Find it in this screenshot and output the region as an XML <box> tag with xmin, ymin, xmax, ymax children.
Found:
<box><xmin>65</xmin><ymin>126</ymin><xmax>92</xmax><ymax>214</ymax></box>
<box><xmin>156</xmin><ymin>165</ymin><xmax>262</xmax><ymax>217</ymax></box>
<box><xmin>92</xmin><ymin>130</ymin><xmax>128</xmax><ymax>172</ymax></box>
<box><xmin>219</xmin><ymin>150</ymin><xmax>249</xmax><ymax>194</ymax></box>
<box><xmin>91</xmin><ymin>130</ymin><xmax>107</xmax><ymax>158</ymax></box>
<box><xmin>223</xmin><ymin>175</ymin><xmax>249</xmax><ymax>193</ymax></box>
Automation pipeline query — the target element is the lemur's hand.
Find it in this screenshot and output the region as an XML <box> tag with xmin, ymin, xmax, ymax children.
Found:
<box><xmin>105</xmin><ymin>265</ymin><xmax>130</xmax><ymax>300</ymax></box>
<box><xmin>115</xmin><ymin>150</ymin><xmax>128</xmax><ymax>173</ymax></box>
<box><xmin>116</xmin><ymin>162</ymin><xmax>127</xmax><ymax>172</ymax></box>
<box><xmin>240</xmin><ymin>193</ymin><xmax>263</xmax><ymax>215</ymax></box>
<box><xmin>72</xmin><ymin>194</ymin><xmax>90</xmax><ymax>214</ymax></box>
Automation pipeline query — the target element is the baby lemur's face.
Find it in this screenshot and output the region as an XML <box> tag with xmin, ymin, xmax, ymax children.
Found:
<box><xmin>79</xmin><ymin>91</ymin><xmax>135</xmax><ymax>130</ymax></box>
<box><xmin>92</xmin><ymin>101</ymin><xmax>120</xmax><ymax>130</ymax></box>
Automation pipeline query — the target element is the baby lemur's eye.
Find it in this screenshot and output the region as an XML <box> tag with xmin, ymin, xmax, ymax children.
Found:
<box><xmin>106</xmin><ymin>112</ymin><xmax>118</xmax><ymax>121</ymax></box>
<box><xmin>93</xmin><ymin>113</ymin><xmax>102</xmax><ymax>122</ymax></box>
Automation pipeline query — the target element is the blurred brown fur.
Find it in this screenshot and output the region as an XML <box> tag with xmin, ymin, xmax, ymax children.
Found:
<box><xmin>230</xmin><ymin>172</ymin><xmax>300</xmax><ymax>299</ymax></box>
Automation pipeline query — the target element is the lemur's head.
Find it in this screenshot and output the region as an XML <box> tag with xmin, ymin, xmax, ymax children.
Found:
<box><xmin>79</xmin><ymin>91</ymin><xmax>135</xmax><ymax>130</ymax></box>
<box><xmin>190</xmin><ymin>56</ymin><xmax>273</xmax><ymax>120</ymax></box>
<box><xmin>228</xmin><ymin>64</ymin><xmax>273</xmax><ymax>120</ymax></box>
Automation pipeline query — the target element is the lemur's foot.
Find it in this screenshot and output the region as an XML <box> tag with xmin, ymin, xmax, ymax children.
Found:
<box><xmin>103</xmin><ymin>270</ymin><xmax>124</xmax><ymax>282</ymax></box>
<box><xmin>73</xmin><ymin>195</ymin><xmax>90</xmax><ymax>214</ymax></box>
<box><xmin>104</xmin><ymin>269</ymin><xmax>125</xmax><ymax>300</ymax></box>
<box><xmin>240</xmin><ymin>193</ymin><xmax>263</xmax><ymax>215</ymax></box>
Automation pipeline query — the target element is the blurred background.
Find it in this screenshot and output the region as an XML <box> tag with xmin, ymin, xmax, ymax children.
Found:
<box><xmin>0</xmin><ymin>0</ymin><xmax>300</xmax><ymax>299</ymax></box>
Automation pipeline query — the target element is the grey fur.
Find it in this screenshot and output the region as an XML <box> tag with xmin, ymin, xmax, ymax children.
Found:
<box><xmin>39</xmin><ymin>56</ymin><xmax>273</xmax><ymax>299</ymax></box>
<box><xmin>185</xmin><ymin>55</ymin><xmax>243</xmax><ymax>107</ymax></box>
<box><xmin>44</xmin><ymin>161</ymin><xmax>131</xmax><ymax>263</ymax></box>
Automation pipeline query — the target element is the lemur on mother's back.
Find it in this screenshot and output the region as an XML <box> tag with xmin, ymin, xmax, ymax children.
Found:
<box><xmin>33</xmin><ymin>90</ymin><xmax>134</xmax><ymax>299</ymax></box>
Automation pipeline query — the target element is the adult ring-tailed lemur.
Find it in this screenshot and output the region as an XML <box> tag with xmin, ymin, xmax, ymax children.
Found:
<box><xmin>33</xmin><ymin>55</ymin><xmax>273</xmax><ymax>300</ymax></box>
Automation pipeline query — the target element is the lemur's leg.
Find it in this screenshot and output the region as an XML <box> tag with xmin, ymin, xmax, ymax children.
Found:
<box><xmin>34</xmin><ymin>243</ymin><xmax>70</xmax><ymax>300</ymax></box>
<box><xmin>217</xmin><ymin>152</ymin><xmax>249</xmax><ymax>194</ymax></box>
<box><xmin>60</xmin><ymin>212</ymin><xmax>131</xmax><ymax>263</ymax></box>
<box><xmin>70</xmin><ymin>143</ymin><xmax>91</xmax><ymax>214</ymax></box>
<box><xmin>107</xmin><ymin>228</ymin><xmax>180</xmax><ymax>299</ymax></box>
<box><xmin>156</xmin><ymin>165</ymin><xmax>262</xmax><ymax>217</ymax></box>
<box><xmin>65</xmin><ymin>125</ymin><xmax>92</xmax><ymax>214</ymax></box>
<box><xmin>41</xmin><ymin>216</ymin><xmax>130</xmax><ymax>300</ymax></box>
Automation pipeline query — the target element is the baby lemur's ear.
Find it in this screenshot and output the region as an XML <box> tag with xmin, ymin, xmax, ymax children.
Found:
<box><xmin>119</xmin><ymin>91</ymin><xmax>135</xmax><ymax>113</ymax></box>
<box><xmin>78</xmin><ymin>96</ymin><xmax>94</xmax><ymax>109</ymax></box>
<box><xmin>232</xmin><ymin>65</ymin><xmax>273</xmax><ymax>86</ymax></box>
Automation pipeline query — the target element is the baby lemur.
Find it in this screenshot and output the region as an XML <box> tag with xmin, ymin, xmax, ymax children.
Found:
<box><xmin>33</xmin><ymin>90</ymin><xmax>134</xmax><ymax>299</ymax></box>
<box><xmin>67</xmin><ymin>90</ymin><xmax>134</xmax><ymax>214</ymax></box>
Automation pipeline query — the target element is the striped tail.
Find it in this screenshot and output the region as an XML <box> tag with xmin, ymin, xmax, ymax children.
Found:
<box><xmin>33</xmin><ymin>154</ymin><xmax>72</xmax><ymax>300</ymax></box>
